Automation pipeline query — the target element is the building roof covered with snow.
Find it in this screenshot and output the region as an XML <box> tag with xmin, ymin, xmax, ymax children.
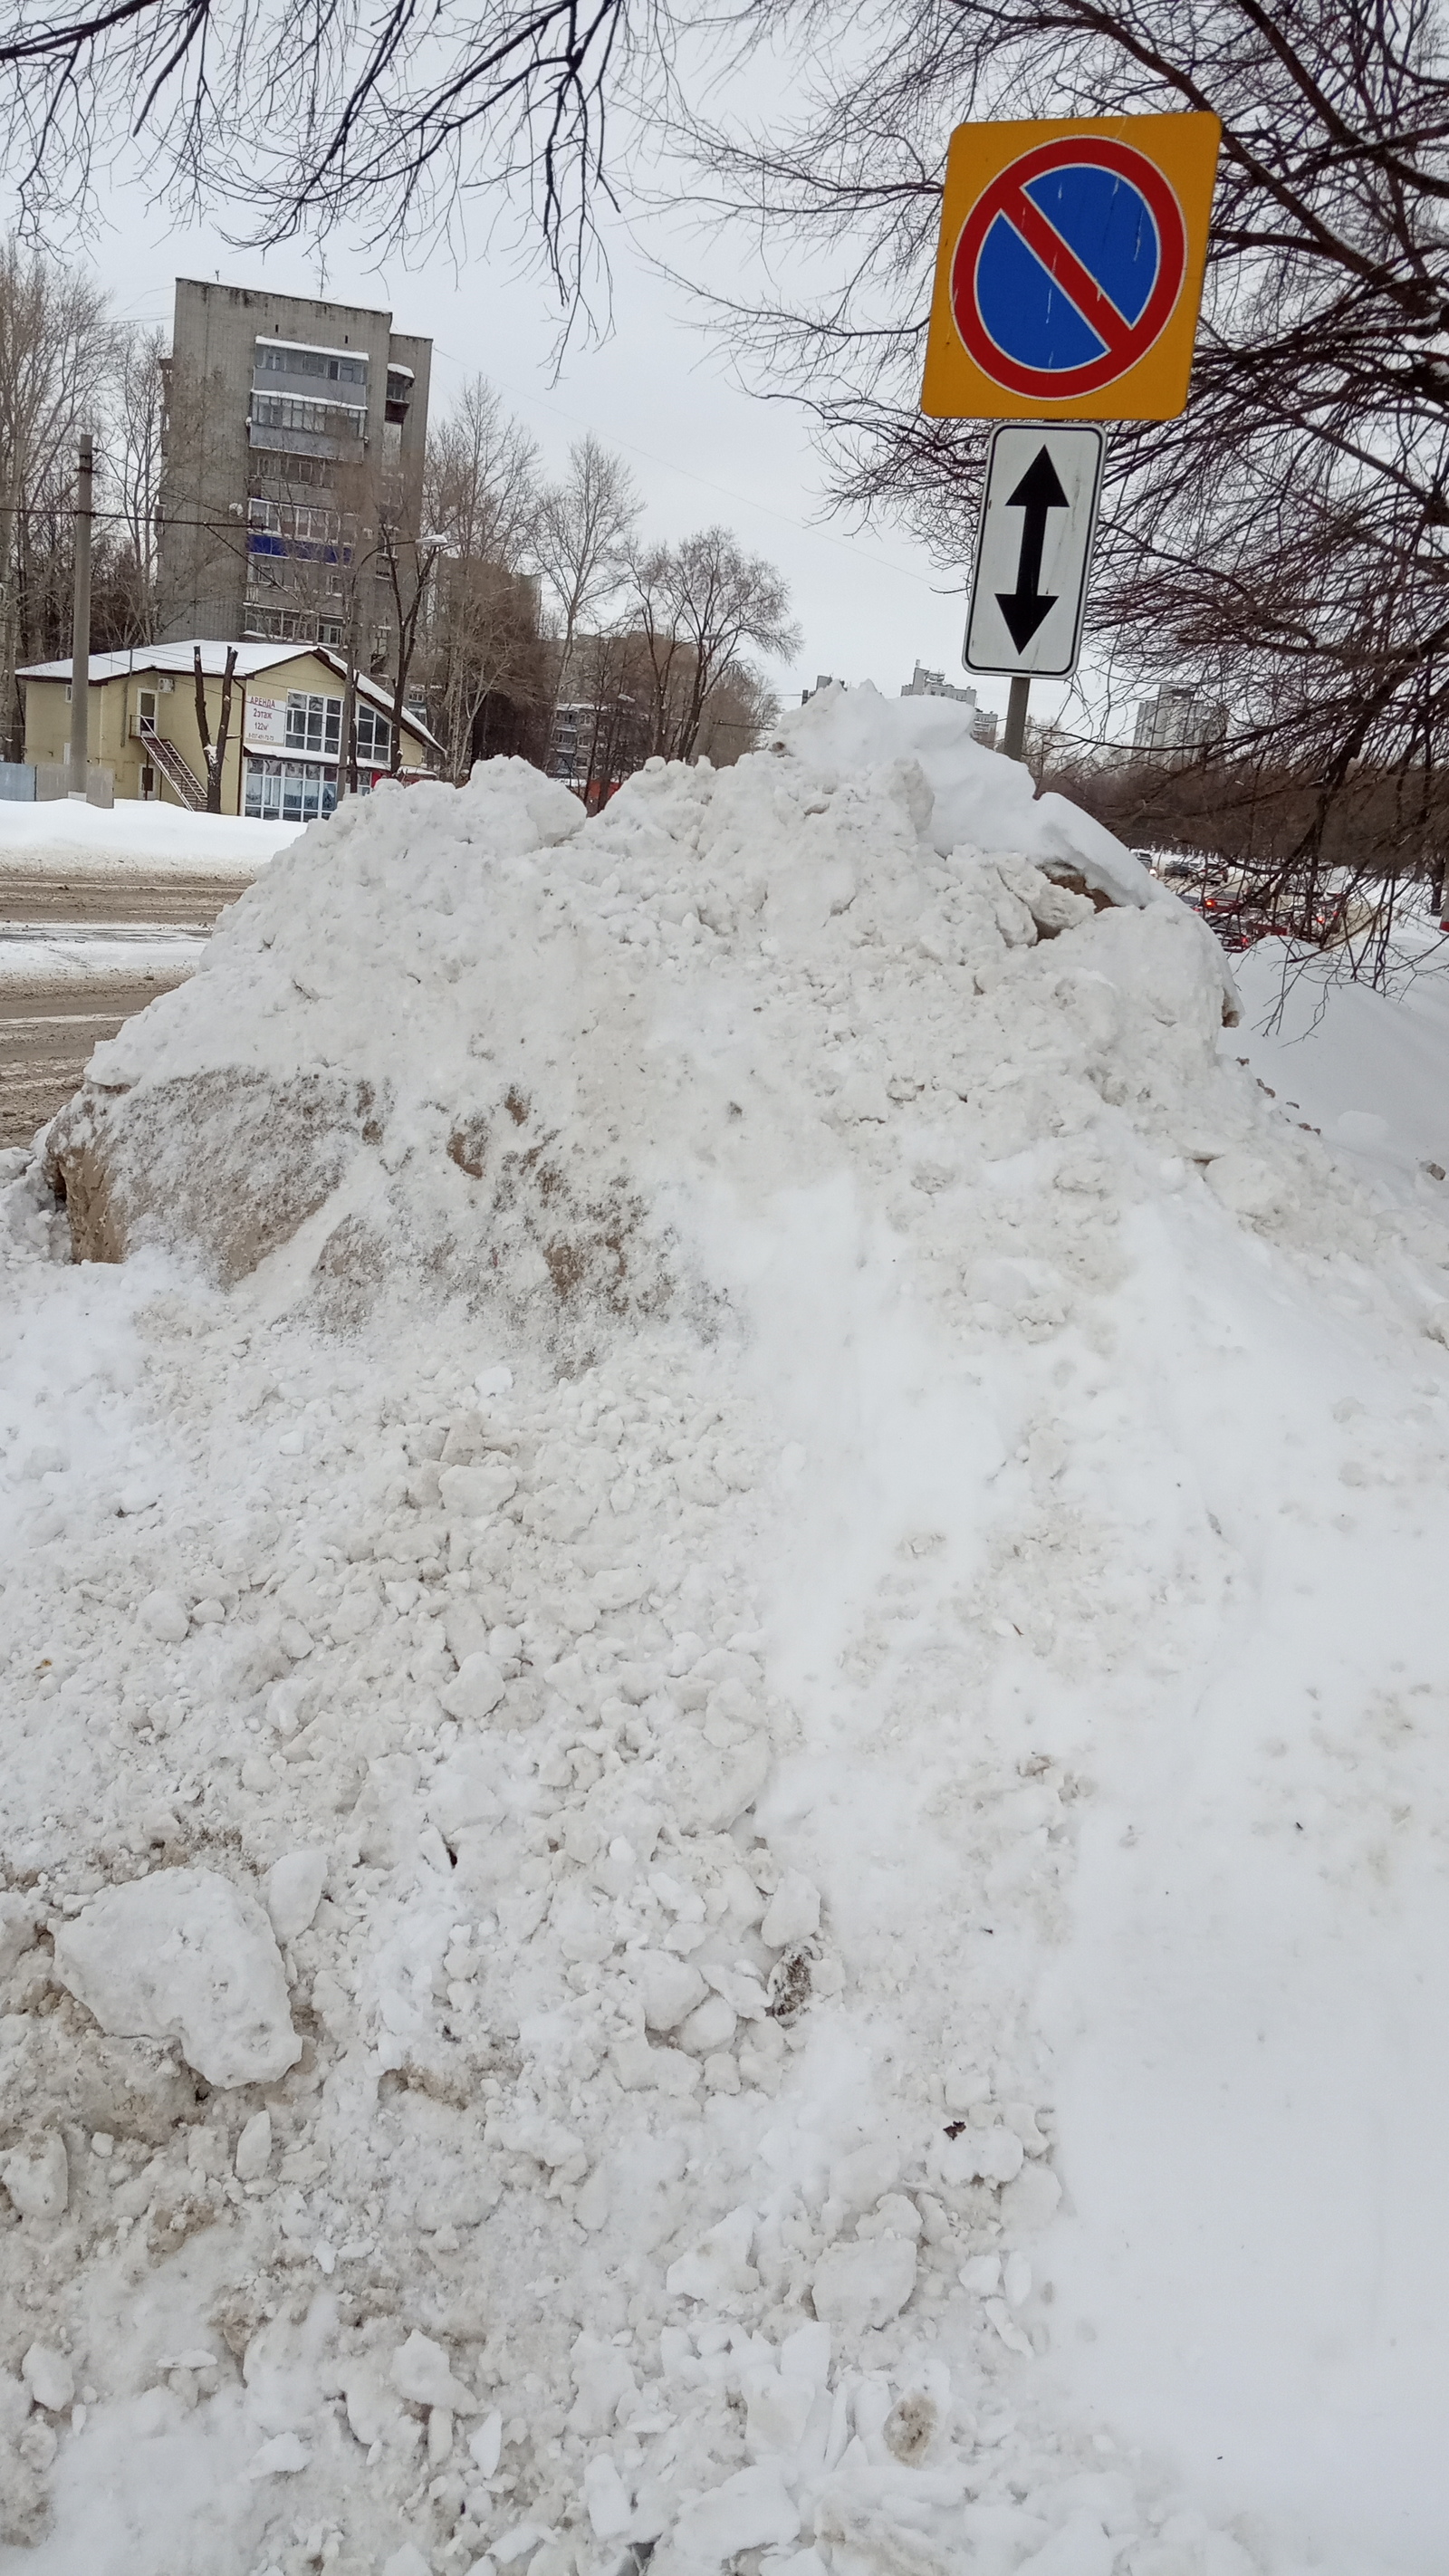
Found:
<box><xmin>19</xmin><ymin>639</ymin><xmax>441</xmax><ymax>819</ymax></box>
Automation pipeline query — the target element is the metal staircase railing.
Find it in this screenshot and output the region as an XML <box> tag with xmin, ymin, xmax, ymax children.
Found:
<box><xmin>142</xmin><ymin>731</ymin><xmax>207</xmax><ymax>812</ymax></box>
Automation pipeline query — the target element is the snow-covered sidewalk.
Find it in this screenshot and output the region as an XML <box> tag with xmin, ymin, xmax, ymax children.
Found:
<box><xmin>0</xmin><ymin>799</ymin><xmax>300</xmax><ymax>879</ymax></box>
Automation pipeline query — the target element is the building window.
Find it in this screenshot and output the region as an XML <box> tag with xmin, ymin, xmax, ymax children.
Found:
<box><xmin>244</xmin><ymin>602</ymin><xmax>319</xmax><ymax>643</ymax></box>
<box><xmin>319</xmin><ymin>620</ymin><xmax>344</xmax><ymax>649</ymax></box>
<box><xmin>252</xmin><ymin>451</ymin><xmax>336</xmax><ymax>495</ymax></box>
<box><xmin>285</xmin><ymin>691</ymin><xmax>342</xmax><ymax>756</ymax></box>
<box><xmin>272</xmin><ymin>690</ymin><xmax>393</xmax><ymax>767</ymax></box>
<box><xmin>252</xmin><ymin>392</ymin><xmax>367</xmax><ymax>440</ymax></box>
<box><xmin>245</xmin><ymin>755</ymin><xmax>337</xmax><ymax>822</ymax></box>
<box><xmin>356</xmin><ymin>705</ymin><xmax>391</xmax><ymax>767</ymax></box>
<box><xmin>254</xmin><ymin>342</ymin><xmax>368</xmax><ymax>388</ymax></box>
<box><xmin>249</xmin><ymin>497</ymin><xmax>350</xmax><ymax>549</ymax></box>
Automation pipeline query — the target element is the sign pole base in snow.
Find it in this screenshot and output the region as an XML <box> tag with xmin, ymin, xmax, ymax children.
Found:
<box><xmin>1003</xmin><ymin>675</ymin><xmax>1031</xmax><ymax>764</ymax></box>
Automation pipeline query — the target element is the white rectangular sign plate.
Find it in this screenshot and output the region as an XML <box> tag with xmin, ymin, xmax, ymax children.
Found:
<box><xmin>964</xmin><ymin>423</ymin><xmax>1106</xmax><ymax>679</ymax></box>
<box><xmin>247</xmin><ymin>694</ymin><xmax>287</xmax><ymax>745</ymax></box>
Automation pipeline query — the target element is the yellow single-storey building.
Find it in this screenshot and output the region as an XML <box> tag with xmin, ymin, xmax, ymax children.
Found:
<box><xmin>20</xmin><ymin>640</ymin><xmax>442</xmax><ymax>819</ymax></box>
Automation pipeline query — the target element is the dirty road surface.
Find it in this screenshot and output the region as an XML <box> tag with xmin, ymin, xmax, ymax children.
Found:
<box><xmin>0</xmin><ymin>867</ymin><xmax>245</xmax><ymax>1146</ymax></box>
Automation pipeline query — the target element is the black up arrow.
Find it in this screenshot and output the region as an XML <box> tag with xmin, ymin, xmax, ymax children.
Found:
<box><xmin>995</xmin><ymin>445</ymin><xmax>1069</xmax><ymax>649</ymax></box>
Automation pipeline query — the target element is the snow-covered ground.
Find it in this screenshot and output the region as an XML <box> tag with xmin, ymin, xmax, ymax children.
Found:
<box><xmin>1229</xmin><ymin>940</ymin><xmax>1449</xmax><ymax>1201</ymax></box>
<box><xmin>4</xmin><ymin>694</ymin><xmax>1449</xmax><ymax>2576</ymax></box>
<box><xmin>0</xmin><ymin>801</ymin><xmax>301</xmax><ymax>877</ymax></box>
<box><xmin>0</xmin><ymin>927</ymin><xmax>206</xmax><ymax>992</ymax></box>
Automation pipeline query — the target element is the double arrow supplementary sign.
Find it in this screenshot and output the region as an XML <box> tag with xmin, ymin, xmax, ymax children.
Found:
<box><xmin>964</xmin><ymin>424</ymin><xmax>1106</xmax><ymax>679</ymax></box>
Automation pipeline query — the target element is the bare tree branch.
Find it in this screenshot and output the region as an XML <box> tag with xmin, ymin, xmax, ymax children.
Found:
<box><xmin>0</xmin><ymin>0</ymin><xmax>679</xmax><ymax>305</ymax></box>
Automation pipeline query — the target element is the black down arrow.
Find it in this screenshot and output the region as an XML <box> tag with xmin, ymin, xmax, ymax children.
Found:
<box><xmin>995</xmin><ymin>445</ymin><xmax>1069</xmax><ymax>649</ymax></box>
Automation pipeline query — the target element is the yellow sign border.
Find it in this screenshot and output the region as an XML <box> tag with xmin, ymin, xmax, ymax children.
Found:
<box><xmin>921</xmin><ymin>113</ymin><xmax>1221</xmax><ymax>422</ymax></box>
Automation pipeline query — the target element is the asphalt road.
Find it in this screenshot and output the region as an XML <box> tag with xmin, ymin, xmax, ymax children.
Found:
<box><xmin>0</xmin><ymin>865</ymin><xmax>252</xmax><ymax>926</ymax></box>
<box><xmin>0</xmin><ymin>866</ymin><xmax>246</xmax><ymax>1148</ymax></box>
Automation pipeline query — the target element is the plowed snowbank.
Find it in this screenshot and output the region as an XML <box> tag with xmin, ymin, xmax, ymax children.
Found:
<box><xmin>44</xmin><ymin>689</ymin><xmax>1235</xmax><ymax>1315</ymax></box>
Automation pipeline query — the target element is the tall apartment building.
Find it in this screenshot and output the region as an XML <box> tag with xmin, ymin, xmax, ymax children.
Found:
<box><xmin>158</xmin><ymin>279</ymin><xmax>431</xmax><ymax>663</ymax></box>
<box><xmin>900</xmin><ymin>660</ymin><xmax>999</xmax><ymax>749</ymax></box>
<box><xmin>1133</xmin><ymin>679</ymin><xmax>1226</xmax><ymax>757</ymax></box>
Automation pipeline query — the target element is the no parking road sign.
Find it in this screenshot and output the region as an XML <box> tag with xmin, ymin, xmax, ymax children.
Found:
<box><xmin>965</xmin><ymin>424</ymin><xmax>1106</xmax><ymax>678</ymax></box>
<box><xmin>923</xmin><ymin>115</ymin><xmax>1219</xmax><ymax>420</ymax></box>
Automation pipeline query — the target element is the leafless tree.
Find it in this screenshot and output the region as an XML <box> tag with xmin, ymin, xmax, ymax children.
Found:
<box><xmin>533</xmin><ymin>433</ymin><xmax>638</xmax><ymax>710</ymax></box>
<box><xmin>192</xmin><ymin>640</ymin><xmax>237</xmax><ymax>812</ymax></box>
<box><xmin>0</xmin><ymin>237</ymin><xmax>114</xmax><ymax>759</ymax></box>
<box><xmin>553</xmin><ymin>614</ymin><xmax>776</xmax><ymax>803</ymax></box>
<box><xmin>629</xmin><ymin>525</ymin><xmax>798</xmax><ymax>760</ymax></box>
<box><xmin>566</xmin><ymin>629</ymin><xmax>653</xmax><ymax>802</ymax></box>
<box><xmin>376</xmin><ymin>517</ymin><xmax>441</xmax><ymax>776</ymax></box>
<box><xmin>694</xmin><ymin>660</ymin><xmax>778</xmax><ymax>766</ymax></box>
<box><xmin>318</xmin><ymin>450</ymin><xmax>381</xmax><ymax>801</ymax></box>
<box><xmin>101</xmin><ymin>324</ymin><xmax>166</xmax><ymax>646</ymax></box>
<box><xmin>427</xmin><ymin>376</ymin><xmax>539</xmax><ymax>583</ymax></box>
<box><xmin>0</xmin><ymin>0</ymin><xmax>657</xmax><ymax>311</ymax></box>
<box><xmin>423</xmin><ymin>375</ymin><xmax>543</xmax><ymax>778</ymax></box>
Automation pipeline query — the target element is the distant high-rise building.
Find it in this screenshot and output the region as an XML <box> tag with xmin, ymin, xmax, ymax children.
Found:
<box><xmin>900</xmin><ymin>660</ymin><xmax>998</xmax><ymax>747</ymax></box>
<box><xmin>1133</xmin><ymin>680</ymin><xmax>1225</xmax><ymax>757</ymax></box>
<box><xmin>158</xmin><ymin>279</ymin><xmax>431</xmax><ymax>662</ymax></box>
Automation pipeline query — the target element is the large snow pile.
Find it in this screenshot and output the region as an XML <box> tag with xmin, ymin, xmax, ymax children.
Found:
<box><xmin>43</xmin><ymin>687</ymin><xmax>1237</xmax><ymax>1304</ymax></box>
<box><xmin>4</xmin><ymin>688</ymin><xmax>1449</xmax><ymax>2576</ymax></box>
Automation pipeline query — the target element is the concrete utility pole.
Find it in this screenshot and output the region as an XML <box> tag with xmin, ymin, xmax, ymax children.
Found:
<box><xmin>69</xmin><ymin>432</ymin><xmax>93</xmax><ymax>800</ymax></box>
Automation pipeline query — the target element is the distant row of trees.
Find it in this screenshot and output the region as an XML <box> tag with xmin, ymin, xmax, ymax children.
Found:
<box><xmin>0</xmin><ymin>240</ymin><xmax>798</xmax><ymax>792</ymax></box>
<box><xmin>403</xmin><ymin>389</ymin><xmax>797</xmax><ymax>785</ymax></box>
<box><xmin>0</xmin><ymin>241</ymin><xmax>165</xmax><ymax>763</ymax></box>
<box><xmin>1033</xmin><ymin>726</ymin><xmax>1449</xmax><ymax>971</ymax></box>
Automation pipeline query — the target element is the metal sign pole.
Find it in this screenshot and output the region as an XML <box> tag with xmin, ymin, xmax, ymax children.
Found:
<box><xmin>1003</xmin><ymin>675</ymin><xmax>1030</xmax><ymax>763</ymax></box>
<box><xmin>69</xmin><ymin>431</ymin><xmax>93</xmax><ymax>801</ymax></box>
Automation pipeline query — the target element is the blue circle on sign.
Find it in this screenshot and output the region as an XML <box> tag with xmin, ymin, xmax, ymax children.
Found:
<box><xmin>952</xmin><ymin>137</ymin><xmax>1187</xmax><ymax>399</ymax></box>
<box><xmin>976</xmin><ymin>168</ymin><xmax>1161</xmax><ymax>370</ymax></box>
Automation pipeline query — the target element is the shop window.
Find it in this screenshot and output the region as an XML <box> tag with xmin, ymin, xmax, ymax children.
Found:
<box><xmin>245</xmin><ymin>755</ymin><xmax>337</xmax><ymax>822</ymax></box>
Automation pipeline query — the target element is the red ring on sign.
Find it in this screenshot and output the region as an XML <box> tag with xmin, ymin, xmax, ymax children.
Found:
<box><xmin>951</xmin><ymin>137</ymin><xmax>1187</xmax><ymax>399</ymax></box>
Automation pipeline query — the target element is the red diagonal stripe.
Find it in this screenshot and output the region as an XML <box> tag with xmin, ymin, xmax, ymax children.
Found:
<box><xmin>1001</xmin><ymin>183</ymin><xmax>1138</xmax><ymax>358</ymax></box>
